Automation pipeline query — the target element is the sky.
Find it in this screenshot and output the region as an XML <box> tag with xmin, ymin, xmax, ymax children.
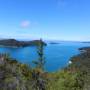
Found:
<box><xmin>0</xmin><ymin>0</ymin><xmax>90</xmax><ymax>41</ymax></box>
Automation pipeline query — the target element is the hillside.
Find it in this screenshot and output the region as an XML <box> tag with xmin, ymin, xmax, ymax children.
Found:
<box><xmin>0</xmin><ymin>54</ymin><xmax>33</xmax><ymax>90</ymax></box>
<box><xmin>0</xmin><ymin>39</ymin><xmax>46</xmax><ymax>47</ymax></box>
<box><xmin>47</xmin><ymin>47</ymin><xmax>90</xmax><ymax>90</ymax></box>
<box><xmin>0</xmin><ymin>47</ymin><xmax>90</xmax><ymax>90</ymax></box>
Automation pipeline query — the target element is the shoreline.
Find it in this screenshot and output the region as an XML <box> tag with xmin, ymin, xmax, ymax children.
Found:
<box><xmin>0</xmin><ymin>45</ymin><xmax>20</xmax><ymax>48</ymax></box>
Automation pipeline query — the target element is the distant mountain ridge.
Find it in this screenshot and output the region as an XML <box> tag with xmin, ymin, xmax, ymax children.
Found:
<box><xmin>0</xmin><ymin>39</ymin><xmax>46</xmax><ymax>47</ymax></box>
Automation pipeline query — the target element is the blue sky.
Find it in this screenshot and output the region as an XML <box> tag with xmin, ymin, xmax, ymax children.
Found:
<box><xmin>0</xmin><ymin>0</ymin><xmax>90</xmax><ymax>41</ymax></box>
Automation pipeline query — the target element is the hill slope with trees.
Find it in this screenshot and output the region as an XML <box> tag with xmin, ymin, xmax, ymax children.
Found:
<box><xmin>0</xmin><ymin>44</ymin><xmax>90</xmax><ymax>90</ymax></box>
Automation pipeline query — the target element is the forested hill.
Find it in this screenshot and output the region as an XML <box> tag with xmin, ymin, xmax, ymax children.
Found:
<box><xmin>0</xmin><ymin>39</ymin><xmax>46</xmax><ymax>47</ymax></box>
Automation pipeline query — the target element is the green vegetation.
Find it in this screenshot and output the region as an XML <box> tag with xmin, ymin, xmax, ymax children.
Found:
<box><xmin>46</xmin><ymin>70</ymin><xmax>85</xmax><ymax>90</ymax></box>
<box><xmin>46</xmin><ymin>47</ymin><xmax>90</xmax><ymax>90</ymax></box>
<box><xmin>0</xmin><ymin>43</ymin><xmax>90</xmax><ymax>90</ymax></box>
<box><xmin>0</xmin><ymin>39</ymin><xmax>46</xmax><ymax>47</ymax></box>
<box><xmin>33</xmin><ymin>39</ymin><xmax>45</xmax><ymax>70</ymax></box>
<box><xmin>31</xmin><ymin>39</ymin><xmax>47</xmax><ymax>90</ymax></box>
<box><xmin>0</xmin><ymin>53</ymin><xmax>32</xmax><ymax>90</ymax></box>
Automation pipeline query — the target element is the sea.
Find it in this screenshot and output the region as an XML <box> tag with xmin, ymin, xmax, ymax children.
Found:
<box><xmin>0</xmin><ymin>41</ymin><xmax>90</xmax><ymax>72</ymax></box>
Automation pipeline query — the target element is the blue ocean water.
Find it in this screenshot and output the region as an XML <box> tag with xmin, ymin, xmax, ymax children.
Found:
<box><xmin>0</xmin><ymin>41</ymin><xmax>90</xmax><ymax>72</ymax></box>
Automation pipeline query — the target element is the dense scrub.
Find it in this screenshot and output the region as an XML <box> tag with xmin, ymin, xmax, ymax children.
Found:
<box><xmin>47</xmin><ymin>47</ymin><xmax>90</xmax><ymax>90</ymax></box>
<box><xmin>0</xmin><ymin>54</ymin><xmax>32</xmax><ymax>90</ymax></box>
<box><xmin>0</xmin><ymin>47</ymin><xmax>90</xmax><ymax>90</ymax></box>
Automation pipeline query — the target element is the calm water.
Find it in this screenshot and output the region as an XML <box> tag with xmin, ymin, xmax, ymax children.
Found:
<box><xmin>0</xmin><ymin>41</ymin><xmax>90</xmax><ymax>72</ymax></box>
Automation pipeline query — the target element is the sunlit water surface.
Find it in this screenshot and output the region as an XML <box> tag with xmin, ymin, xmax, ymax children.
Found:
<box><xmin>0</xmin><ymin>41</ymin><xmax>90</xmax><ymax>72</ymax></box>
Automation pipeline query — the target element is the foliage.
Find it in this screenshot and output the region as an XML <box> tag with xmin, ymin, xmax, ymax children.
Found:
<box><xmin>32</xmin><ymin>39</ymin><xmax>47</xmax><ymax>90</ymax></box>
<box><xmin>46</xmin><ymin>70</ymin><xmax>85</xmax><ymax>90</ymax></box>
<box><xmin>33</xmin><ymin>39</ymin><xmax>46</xmax><ymax>71</ymax></box>
<box><xmin>0</xmin><ymin>46</ymin><xmax>90</xmax><ymax>90</ymax></box>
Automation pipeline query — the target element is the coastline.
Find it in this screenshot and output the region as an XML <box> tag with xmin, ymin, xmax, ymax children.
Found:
<box><xmin>0</xmin><ymin>45</ymin><xmax>20</xmax><ymax>48</ymax></box>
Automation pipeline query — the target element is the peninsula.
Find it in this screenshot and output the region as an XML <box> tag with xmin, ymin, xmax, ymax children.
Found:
<box><xmin>0</xmin><ymin>39</ymin><xmax>46</xmax><ymax>47</ymax></box>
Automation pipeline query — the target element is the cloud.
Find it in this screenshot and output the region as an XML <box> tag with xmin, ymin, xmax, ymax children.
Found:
<box><xmin>20</xmin><ymin>20</ymin><xmax>30</xmax><ymax>28</ymax></box>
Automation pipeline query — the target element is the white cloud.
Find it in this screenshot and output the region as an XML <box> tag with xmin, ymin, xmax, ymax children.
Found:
<box><xmin>20</xmin><ymin>20</ymin><xmax>30</xmax><ymax>28</ymax></box>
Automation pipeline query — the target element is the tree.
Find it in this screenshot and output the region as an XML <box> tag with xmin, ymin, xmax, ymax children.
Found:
<box><xmin>32</xmin><ymin>39</ymin><xmax>46</xmax><ymax>90</ymax></box>
<box><xmin>33</xmin><ymin>39</ymin><xmax>46</xmax><ymax>71</ymax></box>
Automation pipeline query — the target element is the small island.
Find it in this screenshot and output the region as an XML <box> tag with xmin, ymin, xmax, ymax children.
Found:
<box><xmin>81</xmin><ymin>42</ymin><xmax>90</xmax><ymax>43</ymax></box>
<box><xmin>0</xmin><ymin>39</ymin><xmax>46</xmax><ymax>47</ymax></box>
<box><xmin>49</xmin><ymin>42</ymin><xmax>60</xmax><ymax>44</ymax></box>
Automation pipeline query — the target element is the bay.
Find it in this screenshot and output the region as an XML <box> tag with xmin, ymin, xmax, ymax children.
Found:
<box><xmin>0</xmin><ymin>41</ymin><xmax>90</xmax><ymax>72</ymax></box>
